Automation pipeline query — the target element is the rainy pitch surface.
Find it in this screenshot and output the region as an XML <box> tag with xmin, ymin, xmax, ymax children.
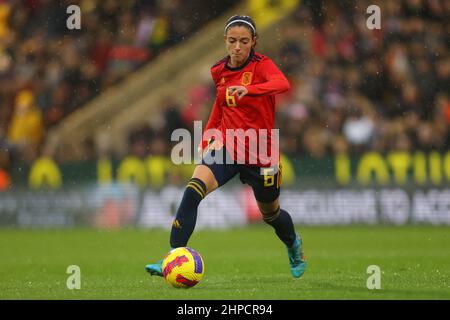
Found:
<box><xmin>1</xmin><ymin>225</ymin><xmax>449</xmax><ymax>299</ymax></box>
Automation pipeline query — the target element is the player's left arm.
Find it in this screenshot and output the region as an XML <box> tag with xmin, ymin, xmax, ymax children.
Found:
<box><xmin>229</xmin><ymin>59</ymin><xmax>290</xmax><ymax>99</ymax></box>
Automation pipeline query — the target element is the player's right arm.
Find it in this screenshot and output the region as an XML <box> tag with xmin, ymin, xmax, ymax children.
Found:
<box><xmin>199</xmin><ymin>65</ymin><xmax>224</xmax><ymax>154</ymax></box>
<box><xmin>200</xmin><ymin>98</ymin><xmax>223</xmax><ymax>151</ymax></box>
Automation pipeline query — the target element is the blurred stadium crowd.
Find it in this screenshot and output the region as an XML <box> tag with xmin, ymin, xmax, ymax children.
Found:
<box><xmin>274</xmin><ymin>0</ymin><xmax>449</xmax><ymax>158</ymax></box>
<box><xmin>0</xmin><ymin>0</ymin><xmax>237</xmax><ymax>174</ymax></box>
<box><xmin>127</xmin><ymin>0</ymin><xmax>449</xmax><ymax>162</ymax></box>
<box><xmin>0</xmin><ymin>0</ymin><xmax>449</xmax><ymax>187</ymax></box>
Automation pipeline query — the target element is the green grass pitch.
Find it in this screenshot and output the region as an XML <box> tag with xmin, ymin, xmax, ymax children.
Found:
<box><xmin>0</xmin><ymin>225</ymin><xmax>449</xmax><ymax>299</ymax></box>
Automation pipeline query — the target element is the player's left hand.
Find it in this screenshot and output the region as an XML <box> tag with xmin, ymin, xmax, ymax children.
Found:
<box><xmin>228</xmin><ymin>86</ymin><xmax>248</xmax><ymax>100</ymax></box>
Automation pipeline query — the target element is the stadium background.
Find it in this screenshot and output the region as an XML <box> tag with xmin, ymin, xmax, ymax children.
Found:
<box><xmin>0</xmin><ymin>0</ymin><xmax>449</xmax><ymax>300</ymax></box>
<box><xmin>1</xmin><ymin>0</ymin><xmax>449</xmax><ymax>228</ymax></box>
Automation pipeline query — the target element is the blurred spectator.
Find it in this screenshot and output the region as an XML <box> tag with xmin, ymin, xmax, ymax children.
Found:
<box><xmin>7</xmin><ymin>90</ymin><xmax>44</xmax><ymax>161</ymax></box>
<box><xmin>342</xmin><ymin>109</ymin><xmax>375</xmax><ymax>152</ymax></box>
<box><xmin>181</xmin><ymin>85</ymin><xmax>210</xmax><ymax>127</ymax></box>
<box><xmin>0</xmin><ymin>147</ymin><xmax>10</xmax><ymax>191</ymax></box>
<box><xmin>161</xmin><ymin>100</ymin><xmax>186</xmax><ymax>139</ymax></box>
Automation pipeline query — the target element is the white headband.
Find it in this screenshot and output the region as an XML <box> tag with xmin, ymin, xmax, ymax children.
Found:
<box><xmin>224</xmin><ymin>19</ymin><xmax>256</xmax><ymax>35</ymax></box>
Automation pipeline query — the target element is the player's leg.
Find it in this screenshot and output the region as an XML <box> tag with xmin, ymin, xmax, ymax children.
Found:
<box><xmin>241</xmin><ymin>165</ymin><xmax>306</xmax><ymax>278</ymax></box>
<box><xmin>256</xmin><ymin>198</ymin><xmax>306</xmax><ymax>278</ymax></box>
<box><xmin>146</xmin><ymin>165</ymin><xmax>217</xmax><ymax>276</ymax></box>
<box><xmin>169</xmin><ymin>164</ymin><xmax>218</xmax><ymax>249</ymax></box>
<box><xmin>168</xmin><ymin>145</ymin><xmax>238</xmax><ymax>249</ymax></box>
<box><xmin>257</xmin><ymin>198</ymin><xmax>296</xmax><ymax>247</ymax></box>
<box><xmin>146</xmin><ymin>147</ymin><xmax>238</xmax><ymax>277</ymax></box>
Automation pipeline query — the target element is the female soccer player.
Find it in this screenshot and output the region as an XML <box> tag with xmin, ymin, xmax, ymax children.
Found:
<box><xmin>146</xmin><ymin>15</ymin><xmax>306</xmax><ymax>278</ymax></box>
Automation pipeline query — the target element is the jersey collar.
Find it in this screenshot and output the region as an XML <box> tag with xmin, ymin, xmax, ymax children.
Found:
<box><xmin>225</xmin><ymin>49</ymin><xmax>255</xmax><ymax>71</ymax></box>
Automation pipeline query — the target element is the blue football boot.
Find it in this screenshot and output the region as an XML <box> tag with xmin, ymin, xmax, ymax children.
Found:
<box><xmin>287</xmin><ymin>235</ymin><xmax>307</xmax><ymax>278</ymax></box>
<box><xmin>145</xmin><ymin>259</ymin><xmax>163</xmax><ymax>277</ymax></box>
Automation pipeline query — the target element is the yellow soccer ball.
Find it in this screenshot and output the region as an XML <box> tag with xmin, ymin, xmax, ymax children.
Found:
<box><xmin>162</xmin><ymin>247</ymin><xmax>205</xmax><ymax>288</ymax></box>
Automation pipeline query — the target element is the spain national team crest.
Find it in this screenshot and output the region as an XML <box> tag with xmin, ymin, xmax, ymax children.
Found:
<box><xmin>241</xmin><ymin>72</ymin><xmax>252</xmax><ymax>85</ymax></box>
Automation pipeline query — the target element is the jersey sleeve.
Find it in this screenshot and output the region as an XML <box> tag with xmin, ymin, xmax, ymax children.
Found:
<box><xmin>246</xmin><ymin>58</ymin><xmax>291</xmax><ymax>96</ymax></box>
<box><xmin>200</xmin><ymin>98</ymin><xmax>222</xmax><ymax>149</ymax></box>
<box><xmin>199</xmin><ymin>69</ymin><xmax>223</xmax><ymax>150</ymax></box>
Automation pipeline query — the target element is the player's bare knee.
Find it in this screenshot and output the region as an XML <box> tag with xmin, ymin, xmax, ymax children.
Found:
<box><xmin>192</xmin><ymin>165</ymin><xmax>218</xmax><ymax>195</ymax></box>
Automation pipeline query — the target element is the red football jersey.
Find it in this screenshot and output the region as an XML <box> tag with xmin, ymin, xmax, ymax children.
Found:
<box><xmin>201</xmin><ymin>50</ymin><xmax>290</xmax><ymax>167</ymax></box>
